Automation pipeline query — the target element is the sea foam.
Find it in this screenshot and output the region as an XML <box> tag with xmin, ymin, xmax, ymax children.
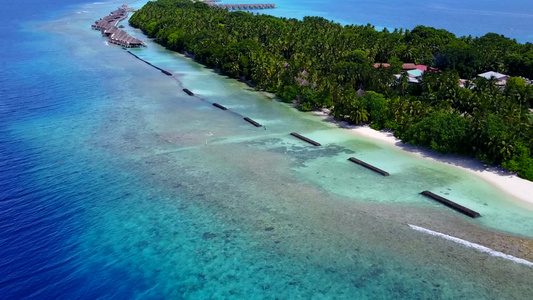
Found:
<box><xmin>409</xmin><ymin>224</ymin><xmax>533</xmax><ymax>267</ymax></box>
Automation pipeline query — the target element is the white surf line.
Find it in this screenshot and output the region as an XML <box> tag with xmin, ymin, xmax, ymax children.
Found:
<box><xmin>408</xmin><ymin>224</ymin><xmax>533</xmax><ymax>267</ymax></box>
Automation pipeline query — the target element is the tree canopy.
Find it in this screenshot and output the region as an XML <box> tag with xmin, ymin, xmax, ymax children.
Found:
<box><xmin>130</xmin><ymin>0</ymin><xmax>533</xmax><ymax>180</ymax></box>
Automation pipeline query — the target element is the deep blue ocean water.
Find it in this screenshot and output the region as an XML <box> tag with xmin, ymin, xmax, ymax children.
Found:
<box><xmin>1</xmin><ymin>0</ymin><xmax>532</xmax><ymax>299</ymax></box>
<box><xmin>1</xmin><ymin>1</ymin><xmax>151</xmax><ymax>297</ymax></box>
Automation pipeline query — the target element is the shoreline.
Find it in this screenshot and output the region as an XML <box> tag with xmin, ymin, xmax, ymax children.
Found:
<box><xmin>312</xmin><ymin>109</ymin><xmax>533</xmax><ymax>208</ymax></box>
<box><xmin>124</xmin><ymin>11</ymin><xmax>533</xmax><ymax>210</ymax></box>
<box><xmin>127</xmin><ymin>0</ymin><xmax>533</xmax><ymax>210</ymax></box>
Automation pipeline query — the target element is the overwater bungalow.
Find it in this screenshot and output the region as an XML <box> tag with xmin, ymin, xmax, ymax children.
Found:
<box><xmin>120</xmin><ymin>4</ymin><xmax>137</xmax><ymax>12</ymax></box>
<box><xmin>103</xmin><ymin>26</ymin><xmax>118</xmax><ymax>36</ymax></box>
<box><xmin>91</xmin><ymin>8</ymin><xmax>146</xmax><ymax>48</ymax></box>
<box><xmin>212</xmin><ymin>3</ymin><xmax>276</xmax><ymax>10</ymax></box>
<box><xmin>109</xmin><ymin>29</ymin><xmax>146</xmax><ymax>47</ymax></box>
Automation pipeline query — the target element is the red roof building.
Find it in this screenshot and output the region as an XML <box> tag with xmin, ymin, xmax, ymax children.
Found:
<box><xmin>402</xmin><ymin>63</ymin><xmax>417</xmax><ymax>70</ymax></box>
<box><xmin>416</xmin><ymin>65</ymin><xmax>439</xmax><ymax>72</ymax></box>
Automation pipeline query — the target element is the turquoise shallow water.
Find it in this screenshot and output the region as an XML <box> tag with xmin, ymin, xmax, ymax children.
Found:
<box><xmin>1</xmin><ymin>0</ymin><xmax>533</xmax><ymax>299</ymax></box>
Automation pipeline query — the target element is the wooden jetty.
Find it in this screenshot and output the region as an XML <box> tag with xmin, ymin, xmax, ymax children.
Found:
<box><xmin>208</xmin><ymin>3</ymin><xmax>276</xmax><ymax>10</ymax></box>
<box><xmin>183</xmin><ymin>89</ymin><xmax>194</xmax><ymax>96</ymax></box>
<box><xmin>243</xmin><ymin>117</ymin><xmax>262</xmax><ymax>127</ymax></box>
<box><xmin>213</xmin><ymin>103</ymin><xmax>228</xmax><ymax>110</ymax></box>
<box><xmin>348</xmin><ymin>157</ymin><xmax>389</xmax><ymax>176</ymax></box>
<box><xmin>91</xmin><ymin>7</ymin><xmax>146</xmax><ymax>48</ymax></box>
<box><xmin>290</xmin><ymin>132</ymin><xmax>321</xmax><ymax>146</ymax></box>
<box><xmin>421</xmin><ymin>191</ymin><xmax>481</xmax><ymax>218</ymax></box>
<box><xmin>120</xmin><ymin>4</ymin><xmax>137</xmax><ymax>12</ymax></box>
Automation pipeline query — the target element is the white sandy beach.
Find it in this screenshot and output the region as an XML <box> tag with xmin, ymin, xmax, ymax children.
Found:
<box><xmin>313</xmin><ymin>110</ymin><xmax>533</xmax><ymax>207</ymax></box>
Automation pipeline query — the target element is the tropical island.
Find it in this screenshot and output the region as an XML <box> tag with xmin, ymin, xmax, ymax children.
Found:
<box><xmin>129</xmin><ymin>0</ymin><xmax>533</xmax><ymax>181</ymax></box>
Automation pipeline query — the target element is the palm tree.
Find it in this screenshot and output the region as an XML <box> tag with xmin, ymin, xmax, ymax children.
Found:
<box><xmin>350</xmin><ymin>107</ymin><xmax>370</xmax><ymax>124</ymax></box>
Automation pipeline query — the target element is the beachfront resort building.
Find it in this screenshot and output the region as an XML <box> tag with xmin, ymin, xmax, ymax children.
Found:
<box><xmin>374</xmin><ymin>63</ymin><xmax>438</xmax><ymax>84</ymax></box>
<box><xmin>477</xmin><ymin>71</ymin><xmax>510</xmax><ymax>86</ymax></box>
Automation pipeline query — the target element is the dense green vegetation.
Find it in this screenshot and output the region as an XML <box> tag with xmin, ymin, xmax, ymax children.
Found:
<box><xmin>130</xmin><ymin>0</ymin><xmax>533</xmax><ymax>180</ymax></box>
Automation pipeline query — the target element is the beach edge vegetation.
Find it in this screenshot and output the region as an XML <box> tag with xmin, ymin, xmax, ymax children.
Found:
<box><xmin>129</xmin><ymin>0</ymin><xmax>533</xmax><ymax>180</ymax></box>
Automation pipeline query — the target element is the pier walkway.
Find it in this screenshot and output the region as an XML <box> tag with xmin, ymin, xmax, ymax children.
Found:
<box><xmin>205</xmin><ymin>2</ymin><xmax>276</xmax><ymax>10</ymax></box>
<box><xmin>91</xmin><ymin>5</ymin><xmax>146</xmax><ymax>48</ymax></box>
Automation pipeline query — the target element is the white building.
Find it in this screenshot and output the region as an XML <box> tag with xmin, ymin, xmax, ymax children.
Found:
<box><xmin>477</xmin><ymin>71</ymin><xmax>510</xmax><ymax>86</ymax></box>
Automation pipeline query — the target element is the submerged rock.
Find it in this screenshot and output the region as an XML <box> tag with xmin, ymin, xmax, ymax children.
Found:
<box><xmin>202</xmin><ymin>232</ymin><xmax>217</xmax><ymax>240</ymax></box>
